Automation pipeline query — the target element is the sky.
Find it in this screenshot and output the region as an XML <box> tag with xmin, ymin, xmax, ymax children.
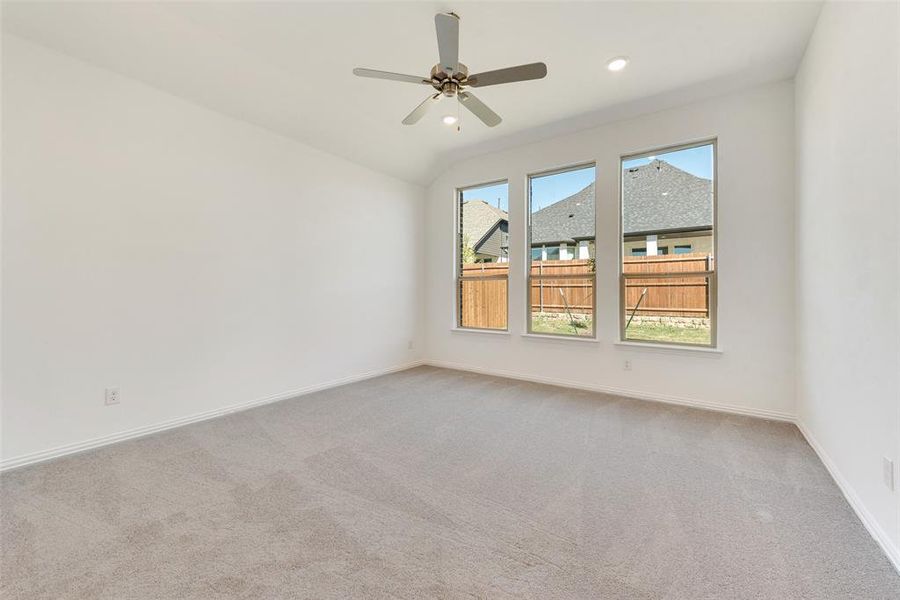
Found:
<box><xmin>461</xmin><ymin>144</ymin><xmax>712</xmax><ymax>214</ymax></box>
<box><xmin>462</xmin><ymin>182</ymin><xmax>508</xmax><ymax>212</ymax></box>
<box><xmin>460</xmin><ymin>165</ymin><xmax>596</xmax><ymax>214</ymax></box>
<box><xmin>530</xmin><ymin>166</ymin><xmax>595</xmax><ymax>212</ymax></box>
<box><xmin>622</xmin><ymin>144</ymin><xmax>713</xmax><ymax>179</ymax></box>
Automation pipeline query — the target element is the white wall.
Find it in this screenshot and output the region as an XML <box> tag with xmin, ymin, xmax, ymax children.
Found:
<box><xmin>424</xmin><ymin>81</ymin><xmax>796</xmax><ymax>419</ymax></box>
<box><xmin>1</xmin><ymin>36</ymin><xmax>424</xmax><ymax>465</ymax></box>
<box><xmin>795</xmin><ymin>1</ymin><xmax>900</xmax><ymax>565</ymax></box>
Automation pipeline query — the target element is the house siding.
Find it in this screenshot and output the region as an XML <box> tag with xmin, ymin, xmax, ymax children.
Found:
<box><xmin>476</xmin><ymin>222</ymin><xmax>508</xmax><ymax>261</ymax></box>
<box><xmin>623</xmin><ymin>231</ymin><xmax>713</xmax><ymax>256</ymax></box>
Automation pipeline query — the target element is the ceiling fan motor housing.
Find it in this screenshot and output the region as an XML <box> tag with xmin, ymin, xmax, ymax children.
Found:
<box><xmin>431</xmin><ymin>63</ymin><xmax>468</xmax><ymax>97</ymax></box>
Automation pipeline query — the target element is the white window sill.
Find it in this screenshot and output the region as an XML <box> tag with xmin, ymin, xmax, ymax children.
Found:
<box><xmin>450</xmin><ymin>327</ymin><xmax>510</xmax><ymax>336</ymax></box>
<box><xmin>614</xmin><ymin>340</ymin><xmax>723</xmax><ymax>355</ymax></box>
<box><xmin>521</xmin><ymin>333</ymin><xmax>599</xmax><ymax>343</ymax></box>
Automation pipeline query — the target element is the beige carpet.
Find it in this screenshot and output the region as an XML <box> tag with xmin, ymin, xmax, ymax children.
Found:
<box><xmin>2</xmin><ymin>366</ymin><xmax>898</xmax><ymax>599</ymax></box>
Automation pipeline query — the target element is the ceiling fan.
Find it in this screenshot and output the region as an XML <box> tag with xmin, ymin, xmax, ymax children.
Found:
<box><xmin>353</xmin><ymin>12</ymin><xmax>547</xmax><ymax>128</ymax></box>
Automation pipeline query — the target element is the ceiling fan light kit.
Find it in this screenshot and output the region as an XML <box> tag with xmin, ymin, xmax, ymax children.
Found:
<box><xmin>353</xmin><ymin>12</ymin><xmax>548</xmax><ymax>128</ymax></box>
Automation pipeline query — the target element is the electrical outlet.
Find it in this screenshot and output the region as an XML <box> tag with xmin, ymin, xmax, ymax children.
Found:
<box><xmin>624</xmin><ymin>360</ymin><xmax>632</xmax><ymax>371</ymax></box>
<box><xmin>407</xmin><ymin>340</ymin><xmax>414</xmax><ymax>350</ymax></box>
<box><xmin>883</xmin><ymin>457</ymin><xmax>895</xmax><ymax>491</ymax></box>
<box><xmin>105</xmin><ymin>387</ymin><xmax>120</xmax><ymax>406</ymax></box>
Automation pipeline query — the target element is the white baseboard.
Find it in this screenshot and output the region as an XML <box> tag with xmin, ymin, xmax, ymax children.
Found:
<box><xmin>0</xmin><ymin>360</ymin><xmax>424</xmax><ymax>472</ymax></box>
<box><xmin>424</xmin><ymin>359</ymin><xmax>795</xmax><ymax>422</ymax></box>
<box><xmin>796</xmin><ymin>421</ymin><xmax>900</xmax><ymax>573</ymax></box>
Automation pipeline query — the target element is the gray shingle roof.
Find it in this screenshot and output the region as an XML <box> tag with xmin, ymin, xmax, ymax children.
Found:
<box><xmin>529</xmin><ymin>160</ymin><xmax>712</xmax><ymax>245</ymax></box>
<box><xmin>461</xmin><ymin>200</ymin><xmax>508</xmax><ymax>251</ymax></box>
<box><xmin>623</xmin><ymin>160</ymin><xmax>712</xmax><ymax>235</ymax></box>
<box><xmin>530</xmin><ymin>184</ymin><xmax>594</xmax><ymax>245</ymax></box>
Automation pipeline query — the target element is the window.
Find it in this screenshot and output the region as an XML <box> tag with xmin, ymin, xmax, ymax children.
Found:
<box><xmin>527</xmin><ymin>164</ymin><xmax>596</xmax><ymax>337</ymax></box>
<box><xmin>621</xmin><ymin>141</ymin><xmax>716</xmax><ymax>346</ymax></box>
<box><xmin>457</xmin><ymin>181</ymin><xmax>509</xmax><ymax>330</ymax></box>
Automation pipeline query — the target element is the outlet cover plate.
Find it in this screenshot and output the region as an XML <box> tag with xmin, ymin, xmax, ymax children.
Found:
<box><xmin>105</xmin><ymin>387</ymin><xmax>120</xmax><ymax>406</ymax></box>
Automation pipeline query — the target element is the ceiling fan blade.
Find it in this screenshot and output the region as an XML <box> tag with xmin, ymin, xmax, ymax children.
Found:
<box><xmin>353</xmin><ymin>68</ymin><xmax>430</xmax><ymax>85</ymax></box>
<box><xmin>402</xmin><ymin>93</ymin><xmax>441</xmax><ymax>125</ymax></box>
<box><xmin>458</xmin><ymin>91</ymin><xmax>501</xmax><ymax>127</ymax></box>
<box><xmin>467</xmin><ymin>62</ymin><xmax>548</xmax><ymax>88</ymax></box>
<box><xmin>435</xmin><ymin>13</ymin><xmax>459</xmax><ymax>73</ymax></box>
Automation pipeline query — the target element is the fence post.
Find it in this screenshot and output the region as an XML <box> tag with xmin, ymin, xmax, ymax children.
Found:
<box><xmin>538</xmin><ymin>260</ymin><xmax>543</xmax><ymax>313</ymax></box>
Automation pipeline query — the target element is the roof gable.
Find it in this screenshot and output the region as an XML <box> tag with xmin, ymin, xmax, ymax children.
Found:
<box><xmin>461</xmin><ymin>200</ymin><xmax>508</xmax><ymax>249</ymax></box>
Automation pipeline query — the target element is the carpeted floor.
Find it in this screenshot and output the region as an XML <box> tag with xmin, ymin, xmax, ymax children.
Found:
<box><xmin>2</xmin><ymin>366</ymin><xmax>898</xmax><ymax>599</ymax></box>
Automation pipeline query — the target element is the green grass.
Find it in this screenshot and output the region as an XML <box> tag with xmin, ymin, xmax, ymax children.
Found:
<box><xmin>530</xmin><ymin>314</ymin><xmax>594</xmax><ymax>337</ymax></box>
<box><xmin>625</xmin><ymin>322</ymin><xmax>711</xmax><ymax>345</ymax></box>
<box><xmin>530</xmin><ymin>314</ymin><xmax>711</xmax><ymax>345</ymax></box>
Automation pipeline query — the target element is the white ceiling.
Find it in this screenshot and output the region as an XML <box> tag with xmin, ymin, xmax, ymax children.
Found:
<box><xmin>2</xmin><ymin>1</ymin><xmax>822</xmax><ymax>184</ymax></box>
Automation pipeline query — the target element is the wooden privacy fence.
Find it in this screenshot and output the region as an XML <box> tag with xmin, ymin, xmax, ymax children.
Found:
<box><xmin>529</xmin><ymin>259</ymin><xmax>594</xmax><ymax>314</ymax></box>
<box><xmin>459</xmin><ymin>254</ymin><xmax>711</xmax><ymax>328</ymax></box>
<box><xmin>623</xmin><ymin>254</ymin><xmax>711</xmax><ymax>318</ymax></box>
<box><xmin>458</xmin><ymin>263</ymin><xmax>508</xmax><ymax>329</ymax></box>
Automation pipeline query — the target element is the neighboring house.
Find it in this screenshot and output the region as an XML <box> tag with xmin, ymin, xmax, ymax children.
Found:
<box><xmin>461</xmin><ymin>200</ymin><xmax>509</xmax><ymax>262</ymax></box>
<box><xmin>530</xmin><ymin>159</ymin><xmax>713</xmax><ymax>259</ymax></box>
<box><xmin>463</xmin><ymin>160</ymin><xmax>712</xmax><ymax>263</ymax></box>
<box><xmin>530</xmin><ymin>183</ymin><xmax>595</xmax><ymax>261</ymax></box>
<box><xmin>622</xmin><ymin>159</ymin><xmax>713</xmax><ymax>256</ymax></box>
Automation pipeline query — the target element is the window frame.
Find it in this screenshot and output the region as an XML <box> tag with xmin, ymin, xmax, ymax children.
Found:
<box><xmin>455</xmin><ymin>179</ymin><xmax>510</xmax><ymax>332</ymax></box>
<box><xmin>526</xmin><ymin>162</ymin><xmax>598</xmax><ymax>339</ymax></box>
<box><xmin>618</xmin><ymin>139</ymin><xmax>718</xmax><ymax>348</ymax></box>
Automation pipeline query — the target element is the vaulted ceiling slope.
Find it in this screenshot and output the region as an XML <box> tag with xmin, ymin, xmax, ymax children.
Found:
<box><xmin>1</xmin><ymin>1</ymin><xmax>822</xmax><ymax>185</ymax></box>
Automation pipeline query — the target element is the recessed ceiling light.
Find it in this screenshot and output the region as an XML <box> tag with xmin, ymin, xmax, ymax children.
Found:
<box><xmin>607</xmin><ymin>56</ymin><xmax>629</xmax><ymax>72</ymax></box>
<box><xmin>442</xmin><ymin>115</ymin><xmax>458</xmax><ymax>125</ymax></box>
